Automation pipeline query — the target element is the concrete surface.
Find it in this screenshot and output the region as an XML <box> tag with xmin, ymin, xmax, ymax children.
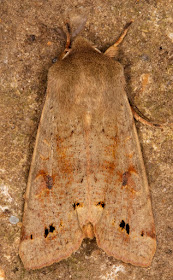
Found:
<box><xmin>0</xmin><ymin>0</ymin><xmax>172</xmax><ymax>279</ymax></box>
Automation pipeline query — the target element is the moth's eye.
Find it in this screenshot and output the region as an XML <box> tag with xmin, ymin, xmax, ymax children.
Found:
<box><xmin>52</xmin><ymin>57</ymin><xmax>58</xmax><ymax>63</ymax></box>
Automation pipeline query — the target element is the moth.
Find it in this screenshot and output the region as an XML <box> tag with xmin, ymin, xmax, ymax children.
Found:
<box><xmin>19</xmin><ymin>23</ymin><xmax>156</xmax><ymax>270</ymax></box>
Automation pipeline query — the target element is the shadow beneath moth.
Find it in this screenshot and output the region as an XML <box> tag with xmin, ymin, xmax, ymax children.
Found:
<box><xmin>19</xmin><ymin>22</ymin><xmax>156</xmax><ymax>270</ymax></box>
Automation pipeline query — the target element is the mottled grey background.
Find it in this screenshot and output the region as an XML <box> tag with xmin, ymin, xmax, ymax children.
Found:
<box><xmin>0</xmin><ymin>0</ymin><xmax>172</xmax><ymax>279</ymax></box>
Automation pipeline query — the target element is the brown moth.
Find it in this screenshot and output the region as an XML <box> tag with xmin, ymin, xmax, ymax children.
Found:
<box><xmin>19</xmin><ymin>23</ymin><xmax>156</xmax><ymax>270</ymax></box>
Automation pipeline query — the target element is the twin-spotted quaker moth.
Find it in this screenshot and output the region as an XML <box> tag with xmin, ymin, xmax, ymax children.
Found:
<box><xmin>19</xmin><ymin>23</ymin><xmax>156</xmax><ymax>269</ymax></box>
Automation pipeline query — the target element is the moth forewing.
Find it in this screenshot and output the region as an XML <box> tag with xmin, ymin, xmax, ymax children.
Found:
<box><xmin>19</xmin><ymin>34</ymin><xmax>156</xmax><ymax>269</ymax></box>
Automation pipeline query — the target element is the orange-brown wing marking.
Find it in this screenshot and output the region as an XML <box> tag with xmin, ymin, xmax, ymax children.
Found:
<box><xmin>19</xmin><ymin>79</ymin><xmax>86</xmax><ymax>270</ymax></box>
<box><xmin>93</xmin><ymin>97</ymin><xmax>156</xmax><ymax>267</ymax></box>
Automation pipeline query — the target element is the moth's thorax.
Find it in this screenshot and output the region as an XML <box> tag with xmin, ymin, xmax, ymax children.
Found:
<box><xmin>49</xmin><ymin>45</ymin><xmax>125</xmax><ymax>115</ymax></box>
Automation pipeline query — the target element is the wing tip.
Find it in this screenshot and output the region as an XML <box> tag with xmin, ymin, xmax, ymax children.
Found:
<box><xmin>95</xmin><ymin>233</ymin><xmax>156</xmax><ymax>268</ymax></box>
<box><xmin>19</xmin><ymin>235</ymin><xmax>84</xmax><ymax>270</ymax></box>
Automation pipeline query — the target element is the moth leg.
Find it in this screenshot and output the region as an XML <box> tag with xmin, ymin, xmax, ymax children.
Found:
<box><xmin>104</xmin><ymin>20</ymin><xmax>133</xmax><ymax>58</ymax></box>
<box><xmin>131</xmin><ymin>106</ymin><xmax>163</xmax><ymax>128</ymax></box>
<box><xmin>59</xmin><ymin>22</ymin><xmax>72</xmax><ymax>60</ymax></box>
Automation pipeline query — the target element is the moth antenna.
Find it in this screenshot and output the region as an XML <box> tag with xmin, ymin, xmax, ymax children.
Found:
<box><xmin>104</xmin><ymin>20</ymin><xmax>134</xmax><ymax>58</ymax></box>
<box><xmin>65</xmin><ymin>22</ymin><xmax>71</xmax><ymax>49</ymax></box>
<box><xmin>59</xmin><ymin>22</ymin><xmax>72</xmax><ymax>60</ymax></box>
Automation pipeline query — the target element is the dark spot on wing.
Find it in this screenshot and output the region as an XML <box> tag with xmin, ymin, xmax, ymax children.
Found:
<box><xmin>122</xmin><ymin>171</ymin><xmax>130</xmax><ymax>186</ymax></box>
<box><xmin>45</xmin><ymin>175</ymin><xmax>54</xmax><ymax>189</ymax></box>
<box><xmin>44</xmin><ymin>228</ymin><xmax>49</xmax><ymax>238</ymax></box>
<box><xmin>119</xmin><ymin>220</ymin><xmax>130</xmax><ymax>234</ymax></box>
<box><xmin>96</xmin><ymin>201</ymin><xmax>105</xmax><ymax>208</ymax></box>
<box><xmin>80</xmin><ymin>177</ymin><xmax>84</xmax><ymax>183</ymax></box>
<box><xmin>44</xmin><ymin>224</ymin><xmax>56</xmax><ymax>238</ymax></box>
<box><xmin>119</xmin><ymin>220</ymin><xmax>125</xmax><ymax>229</ymax></box>
<box><xmin>37</xmin><ymin>170</ymin><xmax>55</xmax><ymax>190</ymax></box>
<box><xmin>72</xmin><ymin>202</ymin><xmax>83</xmax><ymax>210</ymax></box>
<box><xmin>126</xmin><ymin>223</ymin><xmax>130</xmax><ymax>234</ymax></box>
<box><xmin>94</xmin><ymin>176</ymin><xmax>97</xmax><ymax>182</ymax></box>
<box><xmin>146</xmin><ymin>230</ymin><xmax>156</xmax><ymax>239</ymax></box>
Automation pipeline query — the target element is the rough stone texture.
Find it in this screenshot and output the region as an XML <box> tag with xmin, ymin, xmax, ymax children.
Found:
<box><xmin>0</xmin><ymin>0</ymin><xmax>172</xmax><ymax>279</ymax></box>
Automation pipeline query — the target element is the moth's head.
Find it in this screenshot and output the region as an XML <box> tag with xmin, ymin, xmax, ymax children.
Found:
<box><xmin>61</xmin><ymin>36</ymin><xmax>101</xmax><ymax>60</ymax></box>
<box><xmin>72</xmin><ymin>36</ymin><xmax>96</xmax><ymax>50</ymax></box>
<box><xmin>59</xmin><ymin>20</ymin><xmax>132</xmax><ymax>60</ymax></box>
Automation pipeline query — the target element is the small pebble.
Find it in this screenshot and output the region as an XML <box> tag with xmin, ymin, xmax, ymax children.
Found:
<box><xmin>0</xmin><ymin>268</ymin><xmax>5</xmax><ymax>280</ymax></box>
<box><xmin>140</xmin><ymin>54</ymin><xmax>150</xmax><ymax>61</ymax></box>
<box><xmin>167</xmin><ymin>32</ymin><xmax>173</xmax><ymax>42</ymax></box>
<box><xmin>28</xmin><ymin>34</ymin><xmax>36</xmax><ymax>42</ymax></box>
<box><xmin>9</xmin><ymin>215</ymin><xmax>19</xmax><ymax>225</ymax></box>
